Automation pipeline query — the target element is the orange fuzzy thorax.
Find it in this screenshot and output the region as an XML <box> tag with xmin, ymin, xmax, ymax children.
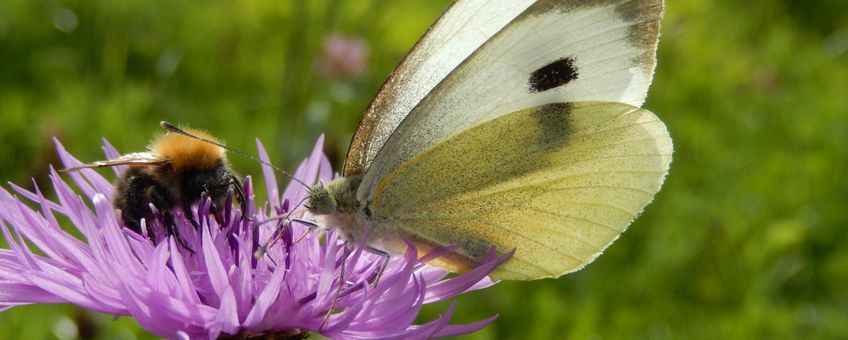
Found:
<box><xmin>150</xmin><ymin>129</ymin><xmax>226</xmax><ymax>172</ymax></box>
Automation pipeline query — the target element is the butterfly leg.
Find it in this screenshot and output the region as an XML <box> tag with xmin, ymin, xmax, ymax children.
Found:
<box><xmin>253</xmin><ymin>216</ymin><xmax>318</xmax><ymax>261</ymax></box>
<box><xmin>253</xmin><ymin>218</ymin><xmax>286</xmax><ymax>266</ymax></box>
<box><xmin>365</xmin><ymin>246</ymin><xmax>390</xmax><ymax>287</ymax></box>
<box><xmin>320</xmin><ymin>242</ymin><xmax>350</xmax><ymax>331</ymax></box>
<box><xmin>291</xmin><ymin>218</ymin><xmax>320</xmax><ymax>242</ymax></box>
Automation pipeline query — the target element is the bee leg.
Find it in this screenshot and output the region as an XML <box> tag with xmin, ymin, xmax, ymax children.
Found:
<box><xmin>182</xmin><ymin>201</ymin><xmax>200</xmax><ymax>229</ymax></box>
<box><xmin>140</xmin><ymin>219</ymin><xmax>157</xmax><ymax>244</ymax></box>
<box><xmin>165</xmin><ymin>211</ymin><xmax>195</xmax><ymax>254</ymax></box>
<box><xmin>229</xmin><ymin>176</ymin><xmax>248</xmax><ymax>221</ymax></box>
<box><xmin>121</xmin><ymin>214</ymin><xmax>143</xmax><ymax>236</ymax></box>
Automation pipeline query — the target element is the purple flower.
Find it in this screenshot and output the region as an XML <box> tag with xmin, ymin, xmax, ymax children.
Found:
<box><xmin>0</xmin><ymin>136</ymin><xmax>510</xmax><ymax>339</ymax></box>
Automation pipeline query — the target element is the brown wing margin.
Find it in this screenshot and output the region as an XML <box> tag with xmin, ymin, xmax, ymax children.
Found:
<box><xmin>342</xmin><ymin>2</ymin><xmax>463</xmax><ymax>177</ymax></box>
<box><xmin>342</xmin><ymin>0</ymin><xmax>524</xmax><ymax>176</ymax></box>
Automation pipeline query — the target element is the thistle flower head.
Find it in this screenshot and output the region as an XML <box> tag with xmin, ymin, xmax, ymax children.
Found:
<box><xmin>0</xmin><ymin>136</ymin><xmax>509</xmax><ymax>339</ymax></box>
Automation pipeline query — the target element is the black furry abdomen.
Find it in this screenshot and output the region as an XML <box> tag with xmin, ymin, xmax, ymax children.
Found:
<box><xmin>113</xmin><ymin>167</ymin><xmax>176</xmax><ymax>234</ymax></box>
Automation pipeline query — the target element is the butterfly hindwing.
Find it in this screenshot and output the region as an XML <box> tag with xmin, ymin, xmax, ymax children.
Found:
<box><xmin>370</xmin><ymin>102</ymin><xmax>672</xmax><ymax>280</ymax></box>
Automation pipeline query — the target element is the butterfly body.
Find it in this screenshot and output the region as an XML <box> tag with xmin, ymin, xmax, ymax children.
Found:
<box><xmin>307</xmin><ymin>175</ymin><xmax>373</xmax><ymax>244</ymax></box>
<box><xmin>308</xmin><ymin>174</ymin><xmax>484</xmax><ymax>273</ymax></box>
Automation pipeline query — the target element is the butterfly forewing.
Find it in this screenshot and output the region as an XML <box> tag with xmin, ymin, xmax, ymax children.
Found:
<box><xmin>344</xmin><ymin>0</ymin><xmax>537</xmax><ymax>176</ymax></box>
<box><xmin>359</xmin><ymin>0</ymin><xmax>664</xmax><ymax>203</ymax></box>
<box><xmin>369</xmin><ymin>102</ymin><xmax>672</xmax><ymax>280</ymax></box>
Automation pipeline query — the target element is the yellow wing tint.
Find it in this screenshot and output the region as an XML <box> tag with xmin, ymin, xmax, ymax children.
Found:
<box><xmin>370</xmin><ymin>102</ymin><xmax>672</xmax><ymax>280</ymax></box>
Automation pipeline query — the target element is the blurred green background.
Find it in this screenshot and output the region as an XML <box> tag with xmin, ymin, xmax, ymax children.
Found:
<box><xmin>1</xmin><ymin>0</ymin><xmax>847</xmax><ymax>339</ymax></box>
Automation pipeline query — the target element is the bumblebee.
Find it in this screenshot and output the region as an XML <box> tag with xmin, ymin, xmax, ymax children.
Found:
<box><xmin>63</xmin><ymin>122</ymin><xmax>245</xmax><ymax>246</ymax></box>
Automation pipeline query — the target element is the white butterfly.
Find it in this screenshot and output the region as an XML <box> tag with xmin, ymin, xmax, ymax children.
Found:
<box><xmin>306</xmin><ymin>0</ymin><xmax>671</xmax><ymax>280</ymax></box>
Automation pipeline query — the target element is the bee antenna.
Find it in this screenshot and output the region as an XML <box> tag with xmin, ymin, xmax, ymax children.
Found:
<box><xmin>160</xmin><ymin>121</ymin><xmax>312</xmax><ymax>189</ymax></box>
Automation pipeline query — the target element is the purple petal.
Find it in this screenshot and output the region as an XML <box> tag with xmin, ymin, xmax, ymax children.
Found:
<box><xmin>431</xmin><ymin>314</ymin><xmax>499</xmax><ymax>338</ymax></box>
<box><xmin>100</xmin><ymin>138</ymin><xmax>127</xmax><ymax>176</ymax></box>
<box><xmin>406</xmin><ymin>300</ymin><xmax>458</xmax><ymax>339</ymax></box>
<box><xmin>255</xmin><ymin>139</ymin><xmax>280</xmax><ymax>209</ymax></box>
<box><xmin>167</xmin><ymin>239</ymin><xmax>201</xmax><ymax>304</ymax></box>
<box><xmin>242</xmin><ymin>262</ymin><xmax>287</xmax><ymax>328</ymax></box>
<box><xmin>423</xmin><ymin>249</ymin><xmax>513</xmax><ymax>303</ymax></box>
<box><xmin>53</xmin><ymin>139</ymin><xmax>113</xmax><ymax>200</ymax></box>
<box><xmin>202</xmin><ymin>222</ymin><xmax>230</xmax><ymax>302</ymax></box>
<box><xmin>213</xmin><ymin>286</ymin><xmax>241</xmax><ymax>337</ymax></box>
<box><xmin>22</xmin><ymin>271</ymin><xmax>95</xmax><ymax>311</ymax></box>
<box><xmin>282</xmin><ymin>134</ymin><xmax>324</xmax><ymax>201</ymax></box>
<box><xmin>0</xmin><ymin>282</ymin><xmax>66</xmax><ymax>305</ymax></box>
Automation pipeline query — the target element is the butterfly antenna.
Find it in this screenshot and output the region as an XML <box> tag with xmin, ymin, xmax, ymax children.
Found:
<box><xmin>160</xmin><ymin>121</ymin><xmax>312</xmax><ymax>189</ymax></box>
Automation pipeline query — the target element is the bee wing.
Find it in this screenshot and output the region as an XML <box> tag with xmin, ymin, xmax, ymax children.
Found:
<box><xmin>357</xmin><ymin>0</ymin><xmax>664</xmax><ymax>201</ymax></box>
<box><xmin>344</xmin><ymin>0</ymin><xmax>538</xmax><ymax>176</ymax></box>
<box><xmin>60</xmin><ymin>152</ymin><xmax>166</xmax><ymax>172</ymax></box>
<box><xmin>370</xmin><ymin>102</ymin><xmax>672</xmax><ymax>280</ymax></box>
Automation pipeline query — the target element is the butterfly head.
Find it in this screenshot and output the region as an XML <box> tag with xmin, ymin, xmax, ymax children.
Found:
<box><xmin>305</xmin><ymin>182</ymin><xmax>337</xmax><ymax>215</ymax></box>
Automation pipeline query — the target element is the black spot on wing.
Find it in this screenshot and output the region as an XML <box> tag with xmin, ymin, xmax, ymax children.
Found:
<box><xmin>529</xmin><ymin>57</ymin><xmax>579</xmax><ymax>93</ymax></box>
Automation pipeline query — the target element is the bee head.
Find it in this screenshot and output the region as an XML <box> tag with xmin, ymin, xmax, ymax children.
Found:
<box><xmin>187</xmin><ymin>164</ymin><xmax>245</xmax><ymax>216</ymax></box>
<box><xmin>305</xmin><ymin>183</ymin><xmax>336</xmax><ymax>215</ymax></box>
